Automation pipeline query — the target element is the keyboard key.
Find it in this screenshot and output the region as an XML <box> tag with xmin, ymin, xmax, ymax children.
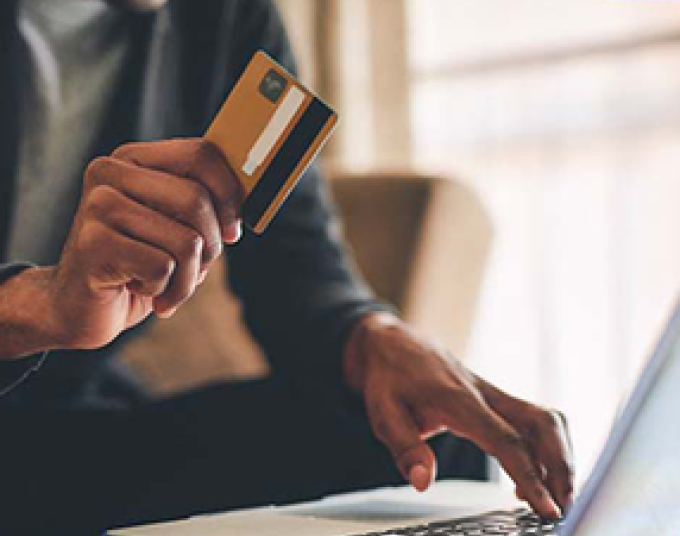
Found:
<box><xmin>352</xmin><ymin>508</ymin><xmax>560</xmax><ymax>536</ymax></box>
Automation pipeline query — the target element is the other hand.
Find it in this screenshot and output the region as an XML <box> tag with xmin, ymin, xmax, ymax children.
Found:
<box><xmin>344</xmin><ymin>313</ymin><xmax>574</xmax><ymax>520</ymax></box>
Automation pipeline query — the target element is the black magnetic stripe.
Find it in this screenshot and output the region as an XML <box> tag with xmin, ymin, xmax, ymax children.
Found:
<box><xmin>242</xmin><ymin>97</ymin><xmax>333</xmax><ymax>230</ymax></box>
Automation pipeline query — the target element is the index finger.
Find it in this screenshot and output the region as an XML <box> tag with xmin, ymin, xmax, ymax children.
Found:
<box><xmin>112</xmin><ymin>139</ymin><xmax>244</xmax><ymax>242</ymax></box>
<box><xmin>454</xmin><ymin>405</ymin><xmax>561</xmax><ymax>520</ymax></box>
<box><xmin>473</xmin><ymin>376</ymin><xmax>573</xmax><ymax>515</ymax></box>
<box><xmin>531</xmin><ymin>411</ymin><xmax>575</xmax><ymax>512</ymax></box>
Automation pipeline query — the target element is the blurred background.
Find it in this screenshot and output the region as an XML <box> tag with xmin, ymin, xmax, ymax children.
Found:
<box><xmin>127</xmin><ymin>0</ymin><xmax>680</xmax><ymax>488</ymax></box>
<box><xmin>276</xmin><ymin>0</ymin><xmax>680</xmax><ymax>482</ymax></box>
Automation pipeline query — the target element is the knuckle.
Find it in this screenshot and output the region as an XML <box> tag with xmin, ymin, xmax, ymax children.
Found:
<box><xmin>527</xmin><ymin>479</ymin><xmax>547</xmax><ymax>498</ymax></box>
<box><xmin>423</xmin><ymin>382</ymin><xmax>465</xmax><ymax>413</ymax></box>
<box><xmin>111</xmin><ymin>142</ymin><xmax>138</xmax><ymax>161</ymax></box>
<box><xmin>371</xmin><ymin>415</ymin><xmax>391</xmax><ymax>443</ymax></box>
<box><xmin>86</xmin><ymin>185</ymin><xmax>118</xmax><ymax>219</ymax></box>
<box><xmin>222</xmin><ymin>171</ymin><xmax>241</xmax><ymax>197</ymax></box>
<box><xmin>149</xmin><ymin>255</ymin><xmax>175</xmax><ymax>282</ymax></box>
<box><xmin>178</xmin><ymin>231</ymin><xmax>204</xmax><ymax>260</ymax></box>
<box><xmin>184</xmin><ymin>139</ymin><xmax>214</xmax><ymax>176</ymax></box>
<box><xmin>516</xmin><ymin>466</ymin><xmax>544</xmax><ymax>493</ymax></box>
<box><xmin>498</xmin><ymin>430</ymin><xmax>527</xmax><ymax>453</ymax></box>
<box><xmin>185</xmin><ymin>184</ymin><xmax>214</xmax><ymax>218</ymax></box>
<box><xmin>191</xmin><ymin>140</ymin><xmax>239</xmax><ymax>201</ymax></box>
<box><xmin>437</xmin><ymin>381</ymin><xmax>466</xmax><ymax>402</ymax></box>
<box><xmin>224</xmin><ymin>178</ymin><xmax>244</xmax><ymax>205</ymax></box>
<box><xmin>84</xmin><ymin>156</ymin><xmax>116</xmax><ymax>188</ymax></box>
<box><xmin>523</xmin><ymin>467</ymin><xmax>542</xmax><ymax>484</ymax></box>
<box><xmin>368</xmin><ymin>407</ymin><xmax>392</xmax><ymax>444</ymax></box>
<box><xmin>202</xmin><ymin>239</ymin><xmax>223</xmax><ymax>263</ymax></box>
<box><xmin>78</xmin><ymin>221</ymin><xmax>107</xmax><ymax>252</ymax></box>
<box><xmin>193</xmin><ymin>138</ymin><xmax>220</xmax><ymax>164</ymax></box>
<box><xmin>181</xmin><ymin>186</ymin><xmax>222</xmax><ymax>261</ymax></box>
<box><xmin>165</xmin><ymin>278</ymin><xmax>193</xmax><ymax>305</ymax></box>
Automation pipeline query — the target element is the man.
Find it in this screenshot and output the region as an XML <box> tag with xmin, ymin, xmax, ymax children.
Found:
<box><xmin>0</xmin><ymin>0</ymin><xmax>573</xmax><ymax>534</ymax></box>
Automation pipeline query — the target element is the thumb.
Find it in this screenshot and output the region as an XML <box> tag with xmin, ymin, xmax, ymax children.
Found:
<box><xmin>406</xmin><ymin>451</ymin><xmax>437</xmax><ymax>492</ymax></box>
<box><xmin>370</xmin><ymin>398</ymin><xmax>436</xmax><ymax>492</ymax></box>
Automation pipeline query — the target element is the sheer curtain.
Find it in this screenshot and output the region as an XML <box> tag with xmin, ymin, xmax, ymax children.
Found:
<box><xmin>407</xmin><ymin>0</ymin><xmax>680</xmax><ymax>478</ymax></box>
<box><xmin>276</xmin><ymin>0</ymin><xmax>680</xmax><ymax>481</ymax></box>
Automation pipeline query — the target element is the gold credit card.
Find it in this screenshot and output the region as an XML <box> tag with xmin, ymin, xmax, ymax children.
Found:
<box><xmin>205</xmin><ymin>51</ymin><xmax>338</xmax><ymax>234</ymax></box>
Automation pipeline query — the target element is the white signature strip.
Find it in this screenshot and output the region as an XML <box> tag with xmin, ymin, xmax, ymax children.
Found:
<box><xmin>243</xmin><ymin>85</ymin><xmax>306</xmax><ymax>176</ymax></box>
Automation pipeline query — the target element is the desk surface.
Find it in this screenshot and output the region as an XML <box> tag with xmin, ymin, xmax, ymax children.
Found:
<box><xmin>112</xmin><ymin>481</ymin><xmax>519</xmax><ymax>536</ymax></box>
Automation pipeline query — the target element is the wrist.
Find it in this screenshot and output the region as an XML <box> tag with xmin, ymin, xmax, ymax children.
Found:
<box><xmin>343</xmin><ymin>311</ymin><xmax>402</xmax><ymax>394</ymax></box>
<box><xmin>0</xmin><ymin>266</ymin><xmax>65</xmax><ymax>358</ymax></box>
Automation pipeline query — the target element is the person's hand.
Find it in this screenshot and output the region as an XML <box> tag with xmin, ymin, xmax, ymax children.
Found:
<box><xmin>344</xmin><ymin>313</ymin><xmax>574</xmax><ymax>520</ymax></box>
<box><xmin>44</xmin><ymin>138</ymin><xmax>243</xmax><ymax>350</ymax></box>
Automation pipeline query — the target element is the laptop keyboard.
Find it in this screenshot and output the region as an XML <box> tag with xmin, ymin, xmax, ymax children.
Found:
<box><xmin>356</xmin><ymin>508</ymin><xmax>562</xmax><ymax>536</ymax></box>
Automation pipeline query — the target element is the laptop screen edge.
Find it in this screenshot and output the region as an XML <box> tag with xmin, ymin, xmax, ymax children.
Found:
<box><xmin>558</xmin><ymin>297</ymin><xmax>680</xmax><ymax>535</ymax></box>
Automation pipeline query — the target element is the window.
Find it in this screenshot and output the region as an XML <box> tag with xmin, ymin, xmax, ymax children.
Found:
<box><xmin>407</xmin><ymin>0</ymin><xmax>680</xmax><ymax>478</ymax></box>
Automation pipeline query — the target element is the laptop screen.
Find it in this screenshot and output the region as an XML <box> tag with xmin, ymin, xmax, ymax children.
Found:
<box><xmin>562</xmin><ymin>301</ymin><xmax>680</xmax><ymax>535</ymax></box>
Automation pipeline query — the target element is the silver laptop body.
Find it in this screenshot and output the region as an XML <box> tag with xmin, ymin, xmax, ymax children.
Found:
<box><xmin>114</xmin><ymin>299</ymin><xmax>680</xmax><ymax>536</ymax></box>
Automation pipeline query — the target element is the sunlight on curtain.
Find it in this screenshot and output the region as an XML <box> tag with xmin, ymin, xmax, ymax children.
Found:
<box><xmin>407</xmin><ymin>0</ymin><xmax>680</xmax><ymax>481</ymax></box>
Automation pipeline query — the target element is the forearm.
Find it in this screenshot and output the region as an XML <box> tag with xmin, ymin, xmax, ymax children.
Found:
<box><xmin>0</xmin><ymin>266</ymin><xmax>61</xmax><ymax>359</ymax></box>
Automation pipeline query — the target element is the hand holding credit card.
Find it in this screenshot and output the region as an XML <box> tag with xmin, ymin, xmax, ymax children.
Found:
<box><xmin>205</xmin><ymin>51</ymin><xmax>338</xmax><ymax>234</ymax></box>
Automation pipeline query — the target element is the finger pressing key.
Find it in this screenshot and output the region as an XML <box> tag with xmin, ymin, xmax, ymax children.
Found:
<box><xmin>474</xmin><ymin>410</ymin><xmax>561</xmax><ymax>520</ymax></box>
<box><xmin>531</xmin><ymin>411</ymin><xmax>574</xmax><ymax>513</ymax></box>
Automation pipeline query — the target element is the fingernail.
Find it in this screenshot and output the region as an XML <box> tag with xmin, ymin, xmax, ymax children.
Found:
<box><xmin>534</xmin><ymin>488</ymin><xmax>560</xmax><ymax>520</ymax></box>
<box><xmin>224</xmin><ymin>220</ymin><xmax>243</xmax><ymax>244</ymax></box>
<box><xmin>409</xmin><ymin>464</ymin><xmax>431</xmax><ymax>492</ymax></box>
<box><xmin>546</xmin><ymin>498</ymin><xmax>561</xmax><ymax>520</ymax></box>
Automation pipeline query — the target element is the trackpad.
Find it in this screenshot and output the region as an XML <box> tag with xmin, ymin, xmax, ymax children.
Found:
<box><xmin>285</xmin><ymin>499</ymin><xmax>469</xmax><ymax>522</ymax></box>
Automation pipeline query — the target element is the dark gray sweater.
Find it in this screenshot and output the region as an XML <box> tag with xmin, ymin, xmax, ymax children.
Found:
<box><xmin>0</xmin><ymin>1</ymin><xmax>393</xmax><ymax>533</ymax></box>
<box><xmin>0</xmin><ymin>0</ymin><xmax>385</xmax><ymax>410</ymax></box>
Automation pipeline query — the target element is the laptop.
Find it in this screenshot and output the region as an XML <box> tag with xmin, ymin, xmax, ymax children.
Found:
<box><xmin>114</xmin><ymin>298</ymin><xmax>680</xmax><ymax>536</ymax></box>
